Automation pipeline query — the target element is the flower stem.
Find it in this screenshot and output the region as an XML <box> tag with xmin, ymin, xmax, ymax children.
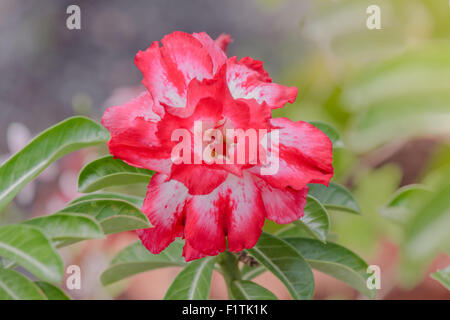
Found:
<box><xmin>217</xmin><ymin>251</ymin><xmax>241</xmax><ymax>299</ymax></box>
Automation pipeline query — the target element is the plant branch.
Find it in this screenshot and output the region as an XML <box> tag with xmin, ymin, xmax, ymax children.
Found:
<box><xmin>217</xmin><ymin>251</ymin><xmax>241</xmax><ymax>299</ymax></box>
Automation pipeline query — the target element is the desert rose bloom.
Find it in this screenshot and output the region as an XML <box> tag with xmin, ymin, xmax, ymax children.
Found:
<box><xmin>102</xmin><ymin>31</ymin><xmax>333</xmax><ymax>261</ymax></box>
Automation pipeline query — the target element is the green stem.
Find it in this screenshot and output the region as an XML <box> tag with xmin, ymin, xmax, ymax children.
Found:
<box><xmin>217</xmin><ymin>251</ymin><xmax>241</xmax><ymax>299</ymax></box>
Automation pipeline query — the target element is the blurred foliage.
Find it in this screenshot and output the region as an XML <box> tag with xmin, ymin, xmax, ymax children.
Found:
<box><xmin>271</xmin><ymin>0</ymin><xmax>450</xmax><ymax>290</ymax></box>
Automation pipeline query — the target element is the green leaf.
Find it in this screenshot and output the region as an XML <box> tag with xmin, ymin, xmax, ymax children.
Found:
<box><xmin>23</xmin><ymin>213</ymin><xmax>104</xmax><ymax>244</ymax></box>
<box><xmin>101</xmin><ymin>241</ymin><xmax>185</xmax><ymax>286</ymax></box>
<box><xmin>0</xmin><ymin>117</ymin><xmax>109</xmax><ymax>211</ymax></box>
<box><xmin>246</xmin><ymin>232</ymin><xmax>315</xmax><ymax>300</ymax></box>
<box><xmin>0</xmin><ymin>269</ymin><xmax>47</xmax><ymax>300</ymax></box>
<box><xmin>0</xmin><ymin>224</ymin><xmax>63</xmax><ymax>283</ymax></box>
<box><xmin>78</xmin><ymin>155</ymin><xmax>153</xmax><ymax>193</ymax></box>
<box><xmin>59</xmin><ymin>199</ymin><xmax>150</xmax><ymax>234</ymax></box>
<box><xmin>293</xmin><ymin>196</ymin><xmax>330</xmax><ymax>243</ymax></box>
<box><xmin>164</xmin><ymin>257</ymin><xmax>216</xmax><ymax>300</ymax></box>
<box><xmin>430</xmin><ymin>266</ymin><xmax>450</xmax><ymax>290</ymax></box>
<box><xmin>309</xmin><ymin>121</ymin><xmax>344</xmax><ymax>148</ymax></box>
<box><xmin>69</xmin><ymin>193</ymin><xmax>144</xmax><ymax>207</ymax></box>
<box><xmin>240</xmin><ymin>265</ymin><xmax>266</xmax><ymax>282</ymax></box>
<box><xmin>230</xmin><ymin>280</ymin><xmax>277</xmax><ymax>300</ymax></box>
<box><xmin>308</xmin><ymin>182</ymin><xmax>361</xmax><ymax>214</ymax></box>
<box><xmin>275</xmin><ymin>225</ymin><xmax>312</xmax><ymax>238</ymax></box>
<box><xmin>35</xmin><ymin>281</ymin><xmax>70</xmax><ymax>300</ymax></box>
<box><xmin>379</xmin><ymin>184</ymin><xmax>432</xmax><ymax>223</ymax></box>
<box><xmin>276</xmin><ymin>224</ymin><xmax>338</xmax><ymax>242</ymax></box>
<box><xmin>401</xmin><ymin>184</ymin><xmax>450</xmax><ymax>283</ymax></box>
<box><xmin>284</xmin><ymin>237</ymin><xmax>375</xmax><ymax>299</ymax></box>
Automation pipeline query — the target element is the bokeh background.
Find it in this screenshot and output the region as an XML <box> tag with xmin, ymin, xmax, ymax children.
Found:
<box><xmin>0</xmin><ymin>0</ymin><xmax>449</xmax><ymax>299</ymax></box>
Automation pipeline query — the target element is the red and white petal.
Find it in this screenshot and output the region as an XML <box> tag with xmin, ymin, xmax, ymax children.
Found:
<box><xmin>135</xmin><ymin>41</ymin><xmax>187</xmax><ymax>108</ymax></box>
<box><xmin>102</xmin><ymin>93</ymin><xmax>173</xmax><ymax>173</ymax></box>
<box><xmin>245</xmin><ymin>99</ymin><xmax>272</xmax><ymax>130</ymax></box>
<box><xmin>108</xmin><ymin>143</ymin><xmax>173</xmax><ymax>174</ymax></box>
<box><xmin>223</xmin><ymin>173</ymin><xmax>266</xmax><ymax>252</ymax></box>
<box><xmin>221</xmin><ymin>98</ymin><xmax>251</xmax><ymax>132</ymax></box>
<box><xmin>161</xmin><ymin>31</ymin><xmax>214</xmax><ymax>82</ymax></box>
<box><xmin>230</xmin><ymin>56</ymin><xmax>271</xmax><ymax>82</ymax></box>
<box><xmin>156</xmin><ymin>97</ymin><xmax>223</xmax><ymax>164</ymax></box>
<box><xmin>102</xmin><ymin>91</ymin><xmax>160</xmax><ymax>136</ymax></box>
<box><xmin>142</xmin><ymin>174</ymin><xmax>189</xmax><ymax>227</ymax></box>
<box><xmin>254</xmin><ymin>176</ymin><xmax>308</xmax><ymax>224</ymax></box>
<box><xmin>136</xmin><ymin>32</ymin><xmax>214</xmax><ymax>109</ymax></box>
<box><xmin>170</xmin><ymin>165</ymin><xmax>228</xmax><ymax>195</ymax></box>
<box><xmin>193</xmin><ymin>32</ymin><xmax>228</xmax><ymax>74</ymax></box>
<box><xmin>164</xmin><ymin>65</ymin><xmax>228</xmax><ymax>118</ymax></box>
<box><xmin>137</xmin><ymin>226</ymin><xmax>183</xmax><ymax>256</ymax></box>
<box><xmin>272</xmin><ymin>118</ymin><xmax>333</xmax><ymax>173</ymax></box>
<box><xmin>215</xmin><ymin>33</ymin><xmax>232</xmax><ymax>53</ymax></box>
<box><xmin>226</xmin><ymin>57</ymin><xmax>297</xmax><ymax>109</ymax></box>
<box><xmin>249</xmin><ymin>117</ymin><xmax>333</xmax><ymax>190</ymax></box>
<box><xmin>250</xmin><ymin>155</ymin><xmax>333</xmax><ymax>191</ymax></box>
<box><xmin>182</xmin><ymin>241</ymin><xmax>207</xmax><ymax>262</ymax></box>
<box><xmin>184</xmin><ymin>193</ymin><xmax>228</xmax><ymax>256</ymax></box>
<box><xmin>137</xmin><ymin>174</ymin><xmax>189</xmax><ymax>254</ymax></box>
<box><xmin>183</xmin><ymin>172</ymin><xmax>265</xmax><ymax>256</ymax></box>
<box><xmin>242</xmin><ymin>82</ymin><xmax>298</xmax><ymax>110</ymax></box>
<box><xmin>106</xmin><ymin>117</ymin><xmax>173</xmax><ymax>174</ymax></box>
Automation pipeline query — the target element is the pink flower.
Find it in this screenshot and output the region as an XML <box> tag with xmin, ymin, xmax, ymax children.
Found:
<box><xmin>102</xmin><ymin>31</ymin><xmax>333</xmax><ymax>261</ymax></box>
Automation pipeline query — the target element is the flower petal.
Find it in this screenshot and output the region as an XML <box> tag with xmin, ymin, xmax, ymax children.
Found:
<box><xmin>184</xmin><ymin>193</ymin><xmax>227</xmax><ymax>257</ymax></box>
<box><xmin>184</xmin><ymin>172</ymin><xmax>265</xmax><ymax>256</ymax></box>
<box><xmin>157</xmin><ymin>96</ymin><xmax>223</xmax><ymax>165</ymax></box>
<box><xmin>135</xmin><ymin>31</ymin><xmax>215</xmax><ymax>109</ymax></box>
<box><xmin>272</xmin><ymin>117</ymin><xmax>333</xmax><ymax>173</ymax></box>
<box><xmin>193</xmin><ymin>32</ymin><xmax>227</xmax><ymax>74</ymax></box>
<box><xmin>137</xmin><ymin>173</ymin><xmax>189</xmax><ymax>254</ymax></box>
<box><xmin>182</xmin><ymin>241</ymin><xmax>207</xmax><ymax>262</ymax></box>
<box><xmin>215</xmin><ymin>33</ymin><xmax>232</xmax><ymax>52</ymax></box>
<box><xmin>102</xmin><ymin>91</ymin><xmax>160</xmax><ymax>136</ymax></box>
<box><xmin>224</xmin><ymin>173</ymin><xmax>266</xmax><ymax>252</ymax></box>
<box><xmin>102</xmin><ymin>92</ymin><xmax>173</xmax><ymax>173</ymax></box>
<box><xmin>226</xmin><ymin>56</ymin><xmax>298</xmax><ymax>109</ymax></box>
<box><xmin>164</xmin><ymin>64</ymin><xmax>229</xmax><ymax>118</ymax></box>
<box><xmin>161</xmin><ymin>31</ymin><xmax>214</xmax><ymax>82</ymax></box>
<box><xmin>170</xmin><ymin>165</ymin><xmax>228</xmax><ymax>195</ymax></box>
<box><xmin>249</xmin><ymin>117</ymin><xmax>333</xmax><ymax>190</ymax></box>
<box><xmin>135</xmin><ymin>41</ymin><xmax>187</xmax><ymax>108</ymax></box>
<box><xmin>254</xmin><ymin>176</ymin><xmax>308</xmax><ymax>224</ymax></box>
